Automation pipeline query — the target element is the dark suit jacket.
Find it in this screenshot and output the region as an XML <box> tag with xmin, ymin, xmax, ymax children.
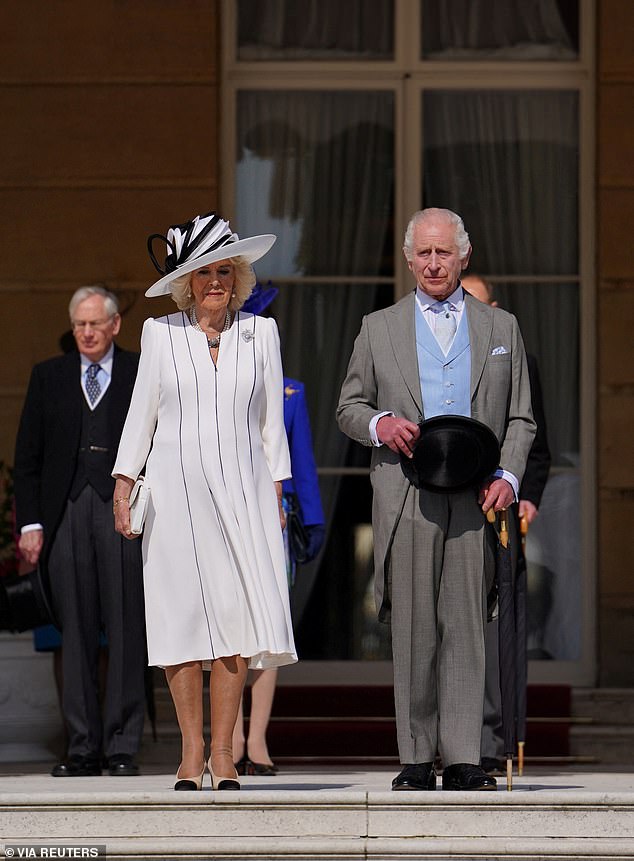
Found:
<box><xmin>13</xmin><ymin>346</ymin><xmax>140</xmax><ymax>571</ymax></box>
<box><xmin>520</xmin><ymin>354</ymin><xmax>551</xmax><ymax>507</ymax></box>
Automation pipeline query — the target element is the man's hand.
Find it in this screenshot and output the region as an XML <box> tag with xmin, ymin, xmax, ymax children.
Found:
<box><xmin>479</xmin><ymin>478</ymin><xmax>514</xmax><ymax>514</ymax></box>
<box><xmin>19</xmin><ymin>529</ymin><xmax>44</xmax><ymax>566</ymax></box>
<box><xmin>519</xmin><ymin>499</ymin><xmax>539</xmax><ymax>525</ymax></box>
<box><xmin>376</xmin><ymin>416</ymin><xmax>420</xmax><ymax>458</ymax></box>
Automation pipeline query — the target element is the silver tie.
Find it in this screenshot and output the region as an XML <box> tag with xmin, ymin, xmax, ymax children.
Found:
<box><xmin>434</xmin><ymin>301</ymin><xmax>456</xmax><ymax>354</ymax></box>
<box><xmin>86</xmin><ymin>363</ymin><xmax>102</xmax><ymax>405</ymax></box>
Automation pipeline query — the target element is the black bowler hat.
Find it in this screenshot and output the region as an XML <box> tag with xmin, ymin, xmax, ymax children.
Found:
<box><xmin>0</xmin><ymin>568</ymin><xmax>55</xmax><ymax>633</ymax></box>
<box><xmin>408</xmin><ymin>415</ymin><xmax>501</xmax><ymax>492</ymax></box>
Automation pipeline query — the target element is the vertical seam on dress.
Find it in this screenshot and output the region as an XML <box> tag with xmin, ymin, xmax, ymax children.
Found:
<box><xmin>170</xmin><ymin>313</ymin><xmax>216</xmax><ymax>658</ymax></box>
<box><xmin>246</xmin><ymin>314</ymin><xmax>257</xmax><ymax>474</ymax></box>
<box><xmin>231</xmin><ymin>313</ymin><xmax>260</xmax><ymax>638</ymax></box>
<box><xmin>249</xmin><ymin>316</ymin><xmax>282</xmax><ymax>651</ymax></box>
<box><xmin>237</xmin><ymin>314</ymin><xmax>281</xmax><ymax>654</ymax></box>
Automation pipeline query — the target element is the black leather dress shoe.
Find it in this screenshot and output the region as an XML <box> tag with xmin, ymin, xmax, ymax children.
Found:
<box><xmin>442</xmin><ymin>763</ymin><xmax>497</xmax><ymax>791</ymax></box>
<box><xmin>51</xmin><ymin>755</ymin><xmax>102</xmax><ymax>777</ymax></box>
<box><xmin>107</xmin><ymin>754</ymin><xmax>140</xmax><ymax>776</ymax></box>
<box><xmin>480</xmin><ymin>757</ymin><xmax>505</xmax><ymax>777</ymax></box>
<box><xmin>391</xmin><ymin>762</ymin><xmax>436</xmax><ymax>791</ymax></box>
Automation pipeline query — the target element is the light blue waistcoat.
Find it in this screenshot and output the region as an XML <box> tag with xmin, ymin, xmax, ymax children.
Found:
<box><xmin>415</xmin><ymin>303</ymin><xmax>471</xmax><ymax>419</ymax></box>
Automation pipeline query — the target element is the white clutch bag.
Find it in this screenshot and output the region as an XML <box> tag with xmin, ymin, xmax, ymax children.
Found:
<box><xmin>129</xmin><ymin>475</ymin><xmax>150</xmax><ymax>535</ymax></box>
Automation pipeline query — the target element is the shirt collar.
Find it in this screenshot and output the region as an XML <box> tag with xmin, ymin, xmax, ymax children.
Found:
<box><xmin>415</xmin><ymin>284</ymin><xmax>464</xmax><ymax>313</ymax></box>
<box><xmin>80</xmin><ymin>343</ymin><xmax>115</xmax><ymax>376</ymax></box>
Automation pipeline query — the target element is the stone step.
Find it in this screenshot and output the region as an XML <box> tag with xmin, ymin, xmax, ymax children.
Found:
<box><xmin>570</xmin><ymin>689</ymin><xmax>634</xmax><ymax>764</ymax></box>
<box><xmin>2</xmin><ymin>782</ymin><xmax>634</xmax><ymax>860</ymax></box>
<box><xmin>572</xmin><ymin>688</ymin><xmax>634</xmax><ymax>724</ymax></box>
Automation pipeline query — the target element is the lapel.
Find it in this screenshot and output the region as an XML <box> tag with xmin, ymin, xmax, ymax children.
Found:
<box><xmin>56</xmin><ymin>351</ymin><xmax>83</xmax><ymax>451</ymax></box>
<box><xmin>62</xmin><ymin>349</ymin><xmax>83</xmax><ymax>414</ymax></box>
<box><xmin>385</xmin><ymin>292</ymin><xmax>423</xmax><ymax>415</ymax></box>
<box><xmin>465</xmin><ymin>293</ymin><xmax>494</xmax><ymax>399</ymax></box>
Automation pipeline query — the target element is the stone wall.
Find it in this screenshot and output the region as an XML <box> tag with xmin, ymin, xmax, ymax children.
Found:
<box><xmin>0</xmin><ymin>0</ymin><xmax>221</xmax><ymax>462</ymax></box>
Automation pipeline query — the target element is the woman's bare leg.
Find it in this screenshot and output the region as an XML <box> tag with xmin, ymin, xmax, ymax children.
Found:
<box><xmin>247</xmin><ymin>667</ymin><xmax>277</xmax><ymax>766</ymax></box>
<box><xmin>165</xmin><ymin>661</ymin><xmax>204</xmax><ymax>777</ymax></box>
<box><xmin>232</xmin><ymin>694</ymin><xmax>246</xmax><ymax>763</ymax></box>
<box><xmin>209</xmin><ymin>655</ymin><xmax>248</xmax><ymax>777</ymax></box>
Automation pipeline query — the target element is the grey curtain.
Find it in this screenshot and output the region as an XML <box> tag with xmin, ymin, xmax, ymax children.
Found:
<box><xmin>423</xmin><ymin>88</ymin><xmax>579</xmax><ymax>465</ymax></box>
<box><xmin>421</xmin><ymin>0</ymin><xmax>576</xmax><ymax>60</ymax></box>
<box><xmin>238</xmin><ymin>0</ymin><xmax>394</xmax><ymax>60</ymax></box>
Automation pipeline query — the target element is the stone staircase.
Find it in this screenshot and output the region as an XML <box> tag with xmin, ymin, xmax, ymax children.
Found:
<box><xmin>3</xmin><ymin>672</ymin><xmax>634</xmax><ymax>860</ymax></box>
<box><xmin>3</xmin><ymin>781</ymin><xmax>634</xmax><ymax>859</ymax></box>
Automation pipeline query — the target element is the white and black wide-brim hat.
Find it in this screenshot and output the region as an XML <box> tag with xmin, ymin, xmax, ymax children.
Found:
<box><xmin>145</xmin><ymin>212</ymin><xmax>276</xmax><ymax>297</ymax></box>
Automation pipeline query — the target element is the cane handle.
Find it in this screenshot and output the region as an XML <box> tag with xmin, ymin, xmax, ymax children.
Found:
<box><xmin>499</xmin><ymin>508</ymin><xmax>509</xmax><ymax>548</ymax></box>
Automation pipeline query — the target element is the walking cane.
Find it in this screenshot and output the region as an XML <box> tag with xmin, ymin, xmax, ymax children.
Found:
<box><xmin>517</xmin><ymin>512</ymin><xmax>529</xmax><ymax>776</ymax></box>
<box><xmin>499</xmin><ymin>509</ymin><xmax>513</xmax><ymax>790</ymax></box>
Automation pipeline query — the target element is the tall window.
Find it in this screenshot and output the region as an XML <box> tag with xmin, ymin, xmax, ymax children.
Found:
<box><xmin>222</xmin><ymin>0</ymin><xmax>594</xmax><ymax>681</ymax></box>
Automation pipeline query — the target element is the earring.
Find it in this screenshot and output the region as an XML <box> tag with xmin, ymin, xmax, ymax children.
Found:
<box><xmin>187</xmin><ymin>291</ymin><xmax>192</xmax><ymax>298</ymax></box>
<box><xmin>232</xmin><ymin>292</ymin><xmax>236</xmax><ymax>298</ymax></box>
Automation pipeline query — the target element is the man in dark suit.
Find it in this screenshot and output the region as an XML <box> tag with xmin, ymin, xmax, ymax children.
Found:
<box><xmin>338</xmin><ymin>209</ymin><xmax>535</xmax><ymax>792</ymax></box>
<box><xmin>461</xmin><ymin>275</ymin><xmax>552</xmax><ymax>775</ymax></box>
<box><xmin>14</xmin><ymin>286</ymin><xmax>146</xmax><ymax>777</ymax></box>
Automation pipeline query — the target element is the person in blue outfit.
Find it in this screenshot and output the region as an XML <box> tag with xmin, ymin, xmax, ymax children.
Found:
<box><xmin>232</xmin><ymin>283</ymin><xmax>325</xmax><ymax>774</ymax></box>
<box><xmin>281</xmin><ymin>377</ymin><xmax>326</xmax><ymax>585</ymax></box>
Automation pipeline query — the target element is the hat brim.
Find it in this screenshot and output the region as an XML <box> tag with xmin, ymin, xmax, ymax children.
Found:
<box><xmin>145</xmin><ymin>234</ymin><xmax>276</xmax><ymax>297</ymax></box>
<box><xmin>408</xmin><ymin>415</ymin><xmax>501</xmax><ymax>493</ymax></box>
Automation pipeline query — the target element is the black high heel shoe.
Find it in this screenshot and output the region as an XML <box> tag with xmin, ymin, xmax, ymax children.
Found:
<box><xmin>234</xmin><ymin>755</ymin><xmax>249</xmax><ymax>776</ymax></box>
<box><xmin>237</xmin><ymin>756</ymin><xmax>278</xmax><ymax>776</ymax></box>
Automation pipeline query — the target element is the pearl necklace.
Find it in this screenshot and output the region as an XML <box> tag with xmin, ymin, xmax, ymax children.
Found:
<box><xmin>190</xmin><ymin>306</ymin><xmax>231</xmax><ymax>349</ymax></box>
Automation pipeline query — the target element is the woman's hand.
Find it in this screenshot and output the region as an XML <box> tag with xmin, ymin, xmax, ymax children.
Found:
<box><xmin>275</xmin><ymin>481</ymin><xmax>286</xmax><ymax>531</ymax></box>
<box><xmin>113</xmin><ymin>475</ymin><xmax>136</xmax><ymax>539</ymax></box>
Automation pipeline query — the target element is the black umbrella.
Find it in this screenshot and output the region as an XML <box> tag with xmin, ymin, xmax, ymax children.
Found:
<box><xmin>492</xmin><ymin>508</ymin><xmax>516</xmax><ymax>790</ymax></box>
<box><xmin>515</xmin><ymin>513</ymin><xmax>529</xmax><ymax>775</ymax></box>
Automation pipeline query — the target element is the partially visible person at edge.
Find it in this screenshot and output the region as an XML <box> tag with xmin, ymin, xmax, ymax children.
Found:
<box><xmin>232</xmin><ymin>284</ymin><xmax>326</xmax><ymax>776</ymax></box>
<box><xmin>462</xmin><ymin>274</ymin><xmax>552</xmax><ymax>777</ymax></box>
<box><xmin>13</xmin><ymin>286</ymin><xmax>146</xmax><ymax>777</ymax></box>
<box><xmin>337</xmin><ymin>208</ymin><xmax>536</xmax><ymax>792</ymax></box>
<box><xmin>113</xmin><ymin>212</ymin><xmax>297</xmax><ymax>792</ymax></box>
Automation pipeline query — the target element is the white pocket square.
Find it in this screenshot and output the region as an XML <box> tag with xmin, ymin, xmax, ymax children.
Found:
<box><xmin>491</xmin><ymin>345</ymin><xmax>508</xmax><ymax>355</ymax></box>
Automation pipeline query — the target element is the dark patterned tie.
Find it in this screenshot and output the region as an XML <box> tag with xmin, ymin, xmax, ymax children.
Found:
<box><xmin>86</xmin><ymin>363</ymin><xmax>102</xmax><ymax>405</ymax></box>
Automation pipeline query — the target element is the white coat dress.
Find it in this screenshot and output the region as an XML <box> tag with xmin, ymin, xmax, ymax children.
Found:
<box><xmin>112</xmin><ymin>310</ymin><xmax>297</xmax><ymax>670</ymax></box>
